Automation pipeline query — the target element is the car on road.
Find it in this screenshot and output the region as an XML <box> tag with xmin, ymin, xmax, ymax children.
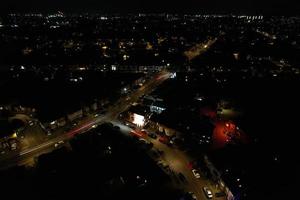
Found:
<box><xmin>203</xmin><ymin>187</ymin><xmax>213</xmax><ymax>199</ymax></box>
<box><xmin>130</xmin><ymin>130</ymin><xmax>144</xmax><ymax>138</ymax></box>
<box><xmin>148</xmin><ymin>132</ymin><xmax>157</xmax><ymax>139</ymax></box>
<box><xmin>28</xmin><ymin>120</ymin><xmax>35</xmax><ymax>126</ymax></box>
<box><xmin>192</xmin><ymin>169</ymin><xmax>201</xmax><ymax>179</ymax></box>
<box><xmin>54</xmin><ymin>140</ymin><xmax>64</xmax><ymax>148</ymax></box>
<box><xmin>159</xmin><ymin>136</ymin><xmax>169</xmax><ymax>145</ymax></box>
<box><xmin>47</xmin><ymin>130</ymin><xmax>52</xmax><ymax>136</ymax></box>
<box><xmin>91</xmin><ymin>124</ymin><xmax>98</xmax><ymax>129</ymax></box>
<box><xmin>178</xmin><ymin>172</ymin><xmax>187</xmax><ymax>183</ymax></box>
<box><xmin>138</xmin><ymin>138</ymin><xmax>153</xmax><ymax>149</ymax></box>
<box><xmin>157</xmin><ymin>160</ymin><xmax>169</xmax><ymax>169</ymax></box>
<box><xmin>188</xmin><ymin>192</ymin><xmax>197</xmax><ymax>200</ymax></box>
<box><xmin>215</xmin><ymin>191</ymin><xmax>226</xmax><ymax>197</ymax></box>
<box><xmin>125</xmin><ymin>122</ymin><xmax>136</xmax><ymax>129</ymax></box>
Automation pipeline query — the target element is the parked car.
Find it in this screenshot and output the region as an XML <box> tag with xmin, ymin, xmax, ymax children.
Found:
<box><xmin>215</xmin><ymin>192</ymin><xmax>226</xmax><ymax>197</ymax></box>
<box><xmin>159</xmin><ymin>136</ymin><xmax>169</xmax><ymax>144</ymax></box>
<box><xmin>28</xmin><ymin>120</ymin><xmax>35</xmax><ymax>126</ymax></box>
<box><xmin>148</xmin><ymin>132</ymin><xmax>157</xmax><ymax>139</ymax></box>
<box><xmin>178</xmin><ymin>173</ymin><xmax>187</xmax><ymax>182</ymax></box>
<box><xmin>188</xmin><ymin>192</ymin><xmax>197</xmax><ymax>200</ymax></box>
<box><xmin>10</xmin><ymin>143</ymin><xmax>17</xmax><ymax>151</ymax></box>
<box><xmin>54</xmin><ymin>140</ymin><xmax>64</xmax><ymax>148</ymax></box>
<box><xmin>203</xmin><ymin>187</ymin><xmax>213</xmax><ymax>199</ymax></box>
<box><xmin>138</xmin><ymin>138</ymin><xmax>153</xmax><ymax>149</ymax></box>
<box><xmin>126</xmin><ymin>122</ymin><xmax>136</xmax><ymax>129</ymax></box>
<box><xmin>157</xmin><ymin>160</ymin><xmax>169</xmax><ymax>169</ymax></box>
<box><xmin>192</xmin><ymin>169</ymin><xmax>201</xmax><ymax>179</ymax></box>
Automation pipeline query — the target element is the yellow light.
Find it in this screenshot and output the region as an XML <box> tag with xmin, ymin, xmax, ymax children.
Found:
<box><xmin>11</xmin><ymin>133</ymin><xmax>17</xmax><ymax>138</ymax></box>
<box><xmin>146</xmin><ymin>42</ymin><xmax>153</xmax><ymax>50</ymax></box>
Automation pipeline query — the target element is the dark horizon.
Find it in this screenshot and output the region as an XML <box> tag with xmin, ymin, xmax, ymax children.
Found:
<box><xmin>1</xmin><ymin>0</ymin><xmax>300</xmax><ymax>15</ymax></box>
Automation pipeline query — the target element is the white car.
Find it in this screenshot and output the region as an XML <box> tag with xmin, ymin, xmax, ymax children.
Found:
<box><xmin>58</xmin><ymin>140</ymin><xmax>64</xmax><ymax>144</ymax></box>
<box><xmin>91</xmin><ymin>124</ymin><xmax>98</xmax><ymax>128</ymax></box>
<box><xmin>203</xmin><ymin>187</ymin><xmax>213</xmax><ymax>199</ymax></box>
<box><xmin>54</xmin><ymin>140</ymin><xmax>64</xmax><ymax>148</ymax></box>
<box><xmin>192</xmin><ymin>169</ymin><xmax>201</xmax><ymax>179</ymax></box>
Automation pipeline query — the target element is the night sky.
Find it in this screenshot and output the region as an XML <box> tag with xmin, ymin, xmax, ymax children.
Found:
<box><xmin>1</xmin><ymin>0</ymin><xmax>299</xmax><ymax>15</ymax></box>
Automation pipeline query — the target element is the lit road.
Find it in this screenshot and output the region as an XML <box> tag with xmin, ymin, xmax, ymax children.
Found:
<box><xmin>184</xmin><ymin>38</ymin><xmax>218</xmax><ymax>61</ymax></box>
<box><xmin>110</xmin><ymin>120</ymin><xmax>226</xmax><ymax>200</ymax></box>
<box><xmin>0</xmin><ymin>70</ymin><xmax>172</xmax><ymax>170</ymax></box>
<box><xmin>0</xmin><ymin>69</ymin><xmax>225</xmax><ymax>200</ymax></box>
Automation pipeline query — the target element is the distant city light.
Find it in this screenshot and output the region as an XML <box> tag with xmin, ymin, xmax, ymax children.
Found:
<box><xmin>123</xmin><ymin>54</ymin><xmax>129</xmax><ymax>61</ymax></box>
<box><xmin>196</xmin><ymin>97</ymin><xmax>203</xmax><ymax>101</ymax></box>
<box><xmin>111</xmin><ymin>65</ymin><xmax>117</xmax><ymax>71</ymax></box>
<box><xmin>170</xmin><ymin>72</ymin><xmax>176</xmax><ymax>79</ymax></box>
<box><xmin>233</xmin><ymin>53</ymin><xmax>239</xmax><ymax>60</ymax></box>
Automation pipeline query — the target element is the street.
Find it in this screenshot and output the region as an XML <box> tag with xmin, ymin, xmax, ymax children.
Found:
<box><xmin>0</xmin><ymin>70</ymin><xmax>172</xmax><ymax>170</ymax></box>
<box><xmin>110</xmin><ymin>120</ymin><xmax>226</xmax><ymax>200</ymax></box>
